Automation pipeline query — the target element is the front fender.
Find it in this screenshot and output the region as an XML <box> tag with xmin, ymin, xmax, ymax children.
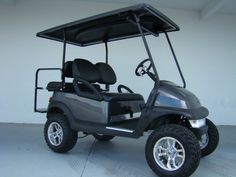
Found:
<box><xmin>136</xmin><ymin>106</ymin><xmax>209</xmax><ymax>134</ymax></box>
<box><xmin>150</xmin><ymin>106</ymin><xmax>209</xmax><ymax>120</ymax></box>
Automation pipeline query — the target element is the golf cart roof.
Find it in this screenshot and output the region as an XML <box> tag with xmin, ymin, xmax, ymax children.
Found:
<box><xmin>37</xmin><ymin>4</ymin><xmax>179</xmax><ymax>47</ymax></box>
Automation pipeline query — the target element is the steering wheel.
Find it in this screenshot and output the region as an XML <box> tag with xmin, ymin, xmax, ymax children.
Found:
<box><xmin>135</xmin><ymin>59</ymin><xmax>152</xmax><ymax>76</ymax></box>
<box><xmin>117</xmin><ymin>84</ymin><xmax>134</xmax><ymax>93</ymax></box>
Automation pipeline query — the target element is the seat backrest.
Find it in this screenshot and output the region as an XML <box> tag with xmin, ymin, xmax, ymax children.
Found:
<box><xmin>64</xmin><ymin>61</ymin><xmax>73</xmax><ymax>78</ymax></box>
<box><xmin>96</xmin><ymin>63</ymin><xmax>117</xmax><ymax>85</ymax></box>
<box><xmin>72</xmin><ymin>59</ymin><xmax>99</xmax><ymax>83</ymax></box>
<box><xmin>46</xmin><ymin>61</ymin><xmax>73</xmax><ymax>92</ymax></box>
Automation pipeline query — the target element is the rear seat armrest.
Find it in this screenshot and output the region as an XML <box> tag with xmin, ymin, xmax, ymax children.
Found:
<box><xmin>73</xmin><ymin>78</ymin><xmax>103</xmax><ymax>101</ymax></box>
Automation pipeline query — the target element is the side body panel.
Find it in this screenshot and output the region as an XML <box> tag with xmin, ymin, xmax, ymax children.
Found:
<box><xmin>49</xmin><ymin>92</ymin><xmax>144</xmax><ymax>124</ymax></box>
<box><xmin>52</xmin><ymin>92</ymin><xmax>108</xmax><ymax>123</ymax></box>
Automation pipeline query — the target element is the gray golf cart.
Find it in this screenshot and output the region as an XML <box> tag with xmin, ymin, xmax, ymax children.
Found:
<box><xmin>34</xmin><ymin>4</ymin><xmax>219</xmax><ymax>177</ymax></box>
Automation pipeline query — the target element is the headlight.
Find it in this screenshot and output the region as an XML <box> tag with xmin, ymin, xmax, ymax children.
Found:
<box><xmin>189</xmin><ymin>118</ymin><xmax>206</xmax><ymax>128</ymax></box>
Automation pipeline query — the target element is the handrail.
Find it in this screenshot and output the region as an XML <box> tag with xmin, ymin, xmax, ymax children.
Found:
<box><xmin>73</xmin><ymin>78</ymin><xmax>103</xmax><ymax>101</ymax></box>
<box><xmin>34</xmin><ymin>68</ymin><xmax>61</xmax><ymax>113</ymax></box>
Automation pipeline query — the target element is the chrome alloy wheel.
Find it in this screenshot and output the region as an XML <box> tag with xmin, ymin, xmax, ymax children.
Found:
<box><xmin>47</xmin><ymin>122</ymin><xmax>63</xmax><ymax>146</ymax></box>
<box><xmin>153</xmin><ymin>137</ymin><xmax>185</xmax><ymax>171</ymax></box>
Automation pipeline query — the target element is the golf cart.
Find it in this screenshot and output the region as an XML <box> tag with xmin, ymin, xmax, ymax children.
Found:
<box><xmin>34</xmin><ymin>4</ymin><xmax>219</xmax><ymax>177</ymax></box>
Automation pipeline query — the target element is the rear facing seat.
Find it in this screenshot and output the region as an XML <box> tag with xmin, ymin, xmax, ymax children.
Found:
<box><xmin>47</xmin><ymin>61</ymin><xmax>101</xmax><ymax>92</ymax></box>
<box><xmin>47</xmin><ymin>61</ymin><xmax>74</xmax><ymax>92</ymax></box>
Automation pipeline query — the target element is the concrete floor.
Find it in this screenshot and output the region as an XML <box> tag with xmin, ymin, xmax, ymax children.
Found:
<box><xmin>0</xmin><ymin>124</ymin><xmax>235</xmax><ymax>177</ymax></box>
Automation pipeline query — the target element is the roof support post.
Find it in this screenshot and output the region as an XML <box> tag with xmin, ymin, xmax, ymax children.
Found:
<box><xmin>105</xmin><ymin>42</ymin><xmax>108</xmax><ymax>64</ymax></box>
<box><xmin>164</xmin><ymin>32</ymin><xmax>186</xmax><ymax>88</ymax></box>
<box><xmin>61</xmin><ymin>29</ymin><xmax>67</xmax><ymax>88</ymax></box>
<box><xmin>104</xmin><ymin>42</ymin><xmax>109</xmax><ymax>91</ymax></box>
<box><xmin>133</xmin><ymin>14</ymin><xmax>159</xmax><ymax>82</ymax></box>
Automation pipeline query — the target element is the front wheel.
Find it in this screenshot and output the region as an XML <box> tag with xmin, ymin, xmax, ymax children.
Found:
<box><xmin>200</xmin><ymin>119</ymin><xmax>219</xmax><ymax>157</ymax></box>
<box><xmin>145</xmin><ymin>124</ymin><xmax>201</xmax><ymax>177</ymax></box>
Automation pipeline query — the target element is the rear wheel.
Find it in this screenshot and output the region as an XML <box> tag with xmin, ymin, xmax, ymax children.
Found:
<box><xmin>200</xmin><ymin>119</ymin><xmax>219</xmax><ymax>157</ymax></box>
<box><xmin>145</xmin><ymin>124</ymin><xmax>201</xmax><ymax>177</ymax></box>
<box><xmin>93</xmin><ymin>134</ymin><xmax>114</xmax><ymax>141</ymax></box>
<box><xmin>44</xmin><ymin>114</ymin><xmax>78</xmax><ymax>153</ymax></box>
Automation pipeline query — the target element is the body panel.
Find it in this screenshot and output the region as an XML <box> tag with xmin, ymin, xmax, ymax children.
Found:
<box><xmin>50</xmin><ymin>92</ymin><xmax>144</xmax><ymax>124</ymax></box>
<box><xmin>156</xmin><ymin>81</ymin><xmax>202</xmax><ymax>109</ymax></box>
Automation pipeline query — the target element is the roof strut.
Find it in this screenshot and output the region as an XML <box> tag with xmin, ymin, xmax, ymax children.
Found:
<box><xmin>133</xmin><ymin>14</ymin><xmax>159</xmax><ymax>82</ymax></box>
<box><xmin>164</xmin><ymin>32</ymin><xmax>186</xmax><ymax>88</ymax></box>
<box><xmin>61</xmin><ymin>29</ymin><xmax>66</xmax><ymax>88</ymax></box>
<box><xmin>105</xmin><ymin>41</ymin><xmax>109</xmax><ymax>91</ymax></box>
<box><xmin>105</xmin><ymin>42</ymin><xmax>108</xmax><ymax>64</ymax></box>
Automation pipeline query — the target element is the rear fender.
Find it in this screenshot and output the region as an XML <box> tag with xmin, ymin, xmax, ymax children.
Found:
<box><xmin>47</xmin><ymin>101</ymin><xmax>77</xmax><ymax>130</ymax></box>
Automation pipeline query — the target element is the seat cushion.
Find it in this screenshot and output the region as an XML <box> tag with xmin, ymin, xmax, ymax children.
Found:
<box><xmin>47</xmin><ymin>82</ymin><xmax>63</xmax><ymax>91</ymax></box>
<box><xmin>47</xmin><ymin>82</ymin><xmax>74</xmax><ymax>92</ymax></box>
<box><xmin>64</xmin><ymin>61</ymin><xmax>73</xmax><ymax>78</ymax></box>
<box><xmin>101</xmin><ymin>92</ymin><xmax>144</xmax><ymax>101</ymax></box>
<box><xmin>47</xmin><ymin>81</ymin><xmax>100</xmax><ymax>93</ymax></box>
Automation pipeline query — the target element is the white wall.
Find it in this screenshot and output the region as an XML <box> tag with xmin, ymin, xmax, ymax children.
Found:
<box><xmin>0</xmin><ymin>0</ymin><xmax>235</xmax><ymax>125</ymax></box>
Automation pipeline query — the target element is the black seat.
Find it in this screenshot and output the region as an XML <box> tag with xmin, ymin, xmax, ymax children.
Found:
<box><xmin>95</xmin><ymin>62</ymin><xmax>117</xmax><ymax>85</ymax></box>
<box><xmin>47</xmin><ymin>61</ymin><xmax>74</xmax><ymax>92</ymax></box>
<box><xmin>72</xmin><ymin>59</ymin><xmax>103</xmax><ymax>100</ymax></box>
<box><xmin>95</xmin><ymin>62</ymin><xmax>144</xmax><ymax>101</ymax></box>
<box><xmin>47</xmin><ymin>60</ymin><xmax>101</xmax><ymax>92</ymax></box>
<box><xmin>47</xmin><ymin>82</ymin><xmax>74</xmax><ymax>92</ymax></box>
<box><xmin>73</xmin><ymin>59</ymin><xmax>100</xmax><ymax>83</ymax></box>
<box><xmin>72</xmin><ymin>58</ymin><xmax>144</xmax><ymax>101</ymax></box>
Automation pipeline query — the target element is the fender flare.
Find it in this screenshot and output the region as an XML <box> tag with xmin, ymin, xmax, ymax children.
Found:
<box><xmin>137</xmin><ymin>106</ymin><xmax>208</xmax><ymax>132</ymax></box>
<box><xmin>47</xmin><ymin>101</ymin><xmax>77</xmax><ymax>130</ymax></box>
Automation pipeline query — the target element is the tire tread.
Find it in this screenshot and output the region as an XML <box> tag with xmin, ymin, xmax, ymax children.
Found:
<box><xmin>145</xmin><ymin>124</ymin><xmax>201</xmax><ymax>177</ymax></box>
<box><xmin>44</xmin><ymin>114</ymin><xmax>77</xmax><ymax>153</ymax></box>
<box><xmin>201</xmin><ymin>119</ymin><xmax>219</xmax><ymax>157</ymax></box>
